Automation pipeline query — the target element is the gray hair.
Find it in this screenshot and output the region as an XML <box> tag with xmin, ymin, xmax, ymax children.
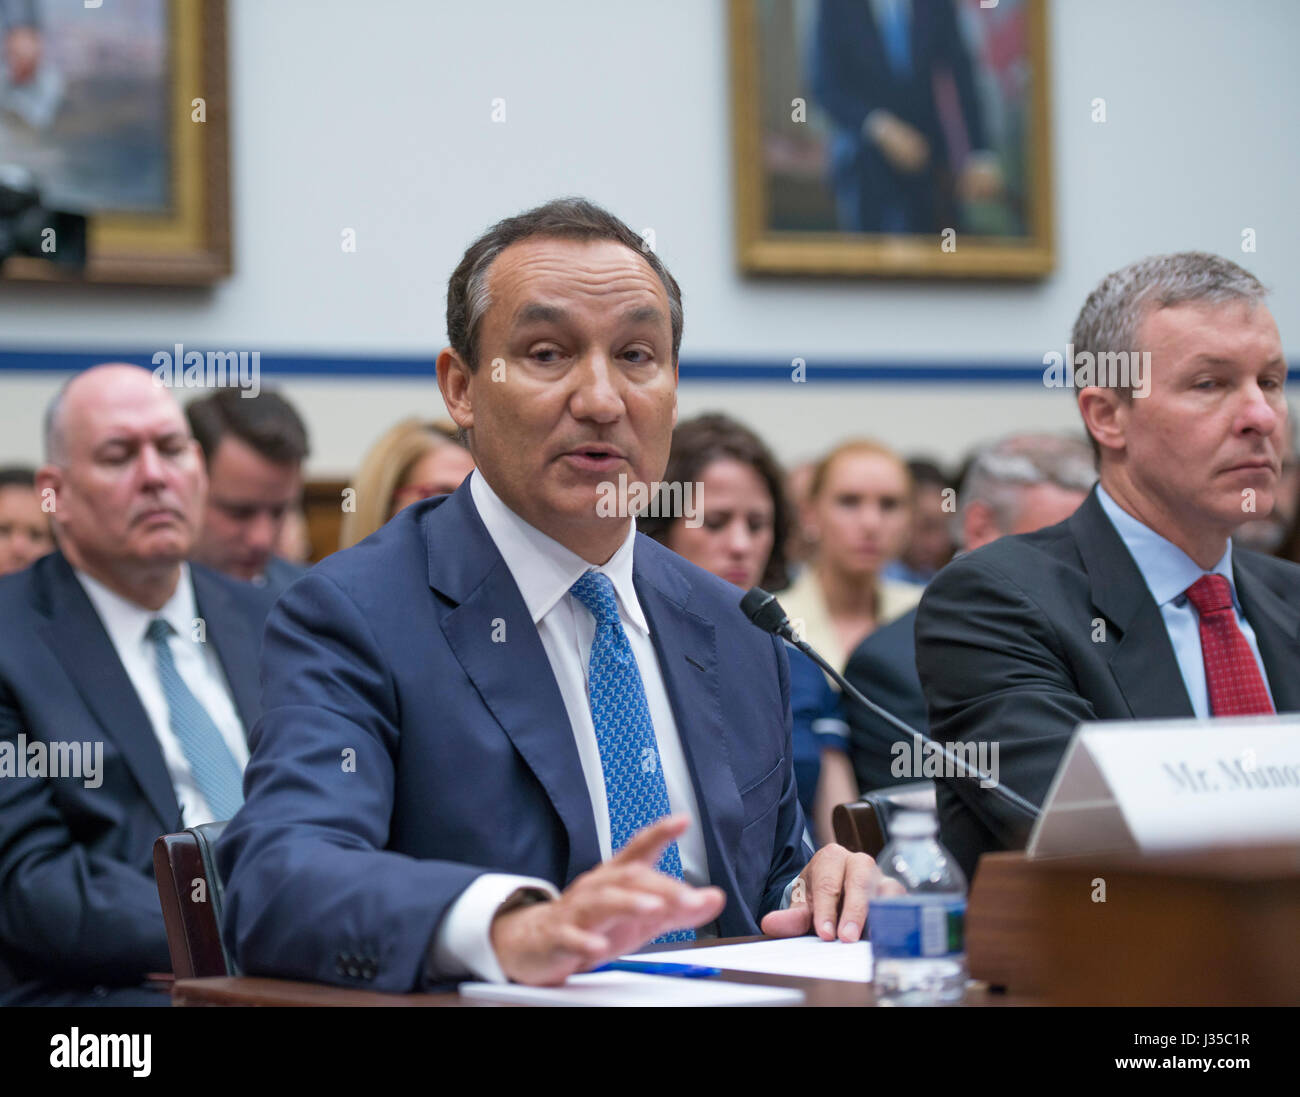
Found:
<box><xmin>445</xmin><ymin>196</ymin><xmax>684</xmax><ymax>376</ymax></box>
<box><xmin>1070</xmin><ymin>252</ymin><xmax>1269</xmax><ymax>460</ymax></box>
<box><xmin>959</xmin><ymin>433</ymin><xmax>1097</xmax><ymax>537</ymax></box>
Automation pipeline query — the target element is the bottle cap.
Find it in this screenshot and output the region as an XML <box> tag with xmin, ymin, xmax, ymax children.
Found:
<box><xmin>889</xmin><ymin>810</ymin><xmax>938</xmax><ymax>839</ymax></box>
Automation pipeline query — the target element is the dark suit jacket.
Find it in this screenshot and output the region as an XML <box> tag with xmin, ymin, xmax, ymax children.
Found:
<box><xmin>260</xmin><ymin>555</ymin><xmax>307</xmax><ymax>598</ymax></box>
<box><xmin>217</xmin><ymin>478</ymin><xmax>811</xmax><ymax>992</ymax></box>
<box><xmin>0</xmin><ymin>553</ymin><xmax>274</xmax><ymax>1003</ymax></box>
<box><xmin>810</xmin><ymin>0</ymin><xmax>988</xmax><ymax>232</ymax></box>
<box><xmin>915</xmin><ymin>487</ymin><xmax>1300</xmax><ymax>881</ymax></box>
<box><xmin>843</xmin><ymin>607</ymin><xmax>930</xmax><ymax>792</ymax></box>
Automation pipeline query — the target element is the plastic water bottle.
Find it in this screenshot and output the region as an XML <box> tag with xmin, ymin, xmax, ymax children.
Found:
<box><xmin>868</xmin><ymin>810</ymin><xmax>968</xmax><ymax>1006</ymax></box>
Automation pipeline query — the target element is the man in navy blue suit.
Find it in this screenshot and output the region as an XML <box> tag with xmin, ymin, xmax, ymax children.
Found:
<box><xmin>0</xmin><ymin>364</ymin><xmax>275</xmax><ymax>1005</ymax></box>
<box><xmin>219</xmin><ymin>198</ymin><xmax>881</xmax><ymax>990</ymax></box>
<box><xmin>810</xmin><ymin>0</ymin><xmax>1001</xmax><ymax>234</ymax></box>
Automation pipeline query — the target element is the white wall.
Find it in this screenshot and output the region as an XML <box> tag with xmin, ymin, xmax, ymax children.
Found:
<box><xmin>2</xmin><ymin>0</ymin><xmax>1297</xmax><ymax>474</ymax></box>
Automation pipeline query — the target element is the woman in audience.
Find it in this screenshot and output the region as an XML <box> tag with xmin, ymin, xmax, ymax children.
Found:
<box><xmin>339</xmin><ymin>419</ymin><xmax>475</xmax><ymax>550</ymax></box>
<box><xmin>639</xmin><ymin>413</ymin><xmax>854</xmax><ymax>846</ymax></box>
<box><xmin>780</xmin><ymin>439</ymin><xmax>921</xmax><ymax>673</ymax></box>
<box><xmin>0</xmin><ymin>466</ymin><xmax>53</xmax><ymax>576</ymax></box>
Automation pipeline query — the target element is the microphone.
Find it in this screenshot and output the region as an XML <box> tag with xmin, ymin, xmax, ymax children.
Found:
<box><xmin>740</xmin><ymin>587</ymin><xmax>1040</xmax><ymax>823</ymax></box>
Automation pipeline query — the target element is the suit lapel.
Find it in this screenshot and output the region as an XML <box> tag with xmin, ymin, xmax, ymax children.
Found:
<box><xmin>426</xmin><ymin>484</ymin><xmax>601</xmax><ymax>884</ymax></box>
<box><xmin>192</xmin><ymin>567</ymin><xmax>264</xmax><ymax>736</ymax></box>
<box><xmin>633</xmin><ymin>546</ymin><xmax>743</xmax><ymax>896</ymax></box>
<box><xmin>1069</xmin><ymin>490</ymin><xmax>1195</xmax><ymax>719</ymax></box>
<box><xmin>33</xmin><ymin>554</ymin><xmax>180</xmax><ymax>830</ymax></box>
<box><xmin>1233</xmin><ymin>558</ymin><xmax>1300</xmax><ymax>712</ymax></box>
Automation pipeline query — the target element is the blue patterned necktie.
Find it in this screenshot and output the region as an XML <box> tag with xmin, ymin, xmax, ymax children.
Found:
<box><xmin>145</xmin><ymin>618</ymin><xmax>244</xmax><ymax>822</ymax></box>
<box><xmin>569</xmin><ymin>571</ymin><xmax>694</xmax><ymax>943</ymax></box>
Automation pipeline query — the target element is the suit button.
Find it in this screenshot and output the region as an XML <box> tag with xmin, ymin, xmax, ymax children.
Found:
<box><xmin>346</xmin><ymin>965</ymin><xmax>360</xmax><ymax>978</ymax></box>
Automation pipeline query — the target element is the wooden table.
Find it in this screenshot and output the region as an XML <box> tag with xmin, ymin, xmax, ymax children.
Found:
<box><xmin>172</xmin><ymin>935</ymin><xmax>1030</xmax><ymax>1006</ymax></box>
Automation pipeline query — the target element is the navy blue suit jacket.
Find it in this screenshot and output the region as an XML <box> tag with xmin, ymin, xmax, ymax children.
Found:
<box><xmin>218</xmin><ymin>479</ymin><xmax>811</xmax><ymax>992</ymax></box>
<box><xmin>843</xmin><ymin>607</ymin><xmax>931</xmax><ymax>792</ymax></box>
<box><xmin>810</xmin><ymin>0</ymin><xmax>988</xmax><ymax>232</ymax></box>
<box><xmin>0</xmin><ymin>553</ymin><xmax>273</xmax><ymax>1003</ymax></box>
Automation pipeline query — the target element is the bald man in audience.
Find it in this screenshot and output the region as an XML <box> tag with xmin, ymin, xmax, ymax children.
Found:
<box><xmin>0</xmin><ymin>364</ymin><xmax>274</xmax><ymax>1005</ymax></box>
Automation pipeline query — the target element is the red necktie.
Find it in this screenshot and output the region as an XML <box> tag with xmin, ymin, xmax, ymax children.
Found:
<box><xmin>1183</xmin><ymin>574</ymin><xmax>1275</xmax><ymax>716</ymax></box>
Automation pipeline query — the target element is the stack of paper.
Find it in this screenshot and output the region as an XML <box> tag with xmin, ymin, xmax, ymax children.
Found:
<box><xmin>459</xmin><ymin>971</ymin><xmax>805</xmax><ymax>1007</ymax></box>
<box><xmin>634</xmin><ymin>937</ymin><xmax>873</xmax><ymax>982</ymax></box>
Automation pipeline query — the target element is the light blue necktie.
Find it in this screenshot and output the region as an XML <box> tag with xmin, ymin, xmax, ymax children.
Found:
<box><xmin>569</xmin><ymin>571</ymin><xmax>694</xmax><ymax>944</ymax></box>
<box><xmin>146</xmin><ymin>618</ymin><xmax>244</xmax><ymax>822</ymax></box>
<box><xmin>880</xmin><ymin>0</ymin><xmax>912</xmax><ymax>79</ymax></box>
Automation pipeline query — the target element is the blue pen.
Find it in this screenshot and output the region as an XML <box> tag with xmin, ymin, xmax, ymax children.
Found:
<box><xmin>593</xmin><ymin>960</ymin><xmax>722</xmax><ymax>978</ymax></box>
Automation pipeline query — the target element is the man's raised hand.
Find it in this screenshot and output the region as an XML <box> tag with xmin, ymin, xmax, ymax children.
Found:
<box><xmin>490</xmin><ymin>815</ymin><xmax>726</xmax><ymax>986</ymax></box>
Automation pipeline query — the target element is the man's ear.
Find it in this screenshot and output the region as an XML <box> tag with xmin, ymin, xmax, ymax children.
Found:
<box><xmin>1077</xmin><ymin>386</ymin><xmax>1127</xmax><ymax>458</ymax></box>
<box><xmin>436</xmin><ymin>348</ymin><xmax>474</xmax><ymax>433</ymax></box>
<box><xmin>961</xmin><ymin>500</ymin><xmax>1000</xmax><ymax>552</ymax></box>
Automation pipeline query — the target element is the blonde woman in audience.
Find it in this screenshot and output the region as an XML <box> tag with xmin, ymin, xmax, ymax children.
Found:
<box><xmin>780</xmin><ymin>439</ymin><xmax>921</xmax><ymax>673</ymax></box>
<box><xmin>338</xmin><ymin>419</ymin><xmax>475</xmax><ymax>550</ymax></box>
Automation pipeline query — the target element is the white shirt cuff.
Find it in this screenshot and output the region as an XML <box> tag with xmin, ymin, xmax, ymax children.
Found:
<box><xmin>431</xmin><ymin>873</ymin><xmax>560</xmax><ymax>984</ymax></box>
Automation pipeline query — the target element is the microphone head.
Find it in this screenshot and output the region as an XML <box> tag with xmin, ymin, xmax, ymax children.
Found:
<box><xmin>740</xmin><ymin>587</ymin><xmax>792</xmax><ymax>638</ymax></box>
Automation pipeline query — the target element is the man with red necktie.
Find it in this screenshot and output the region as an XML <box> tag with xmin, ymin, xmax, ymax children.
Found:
<box><xmin>916</xmin><ymin>252</ymin><xmax>1300</xmax><ymax>881</ymax></box>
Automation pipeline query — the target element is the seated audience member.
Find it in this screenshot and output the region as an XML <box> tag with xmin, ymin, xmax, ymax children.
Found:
<box><xmin>0</xmin><ymin>466</ymin><xmax>53</xmax><ymax>576</ymax></box>
<box><xmin>186</xmin><ymin>388</ymin><xmax>311</xmax><ymax>594</ymax></box>
<box><xmin>274</xmin><ymin>503</ymin><xmax>313</xmax><ymax>564</ymax></box>
<box><xmin>639</xmin><ymin>412</ymin><xmax>853</xmax><ymax>846</ymax></box>
<box><xmin>882</xmin><ymin>458</ymin><xmax>955</xmax><ymax>585</ymax></box>
<box><xmin>338</xmin><ymin>418</ymin><xmax>475</xmax><ymax>550</ymax></box>
<box><xmin>916</xmin><ymin>253</ymin><xmax>1300</xmax><ymax>882</ymax></box>
<box><xmin>845</xmin><ymin>434</ymin><xmax>1094</xmax><ymax>792</ymax></box>
<box><xmin>218</xmin><ymin>198</ymin><xmax>880</xmax><ymax>993</ymax></box>
<box><xmin>0</xmin><ymin>364</ymin><xmax>275</xmax><ymax>1005</ymax></box>
<box><xmin>781</xmin><ymin>439</ymin><xmax>922</xmax><ymax>673</ymax></box>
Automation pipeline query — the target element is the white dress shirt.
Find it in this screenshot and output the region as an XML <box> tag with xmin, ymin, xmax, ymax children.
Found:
<box><xmin>1095</xmin><ymin>485</ymin><xmax>1275</xmax><ymax>717</ymax></box>
<box><xmin>74</xmin><ymin>564</ymin><xmax>250</xmax><ymax>826</ymax></box>
<box><xmin>431</xmin><ymin>470</ymin><xmax>708</xmax><ymax>982</ymax></box>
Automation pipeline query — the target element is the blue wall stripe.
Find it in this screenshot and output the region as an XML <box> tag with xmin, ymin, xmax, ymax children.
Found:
<box><xmin>1</xmin><ymin>348</ymin><xmax>1296</xmax><ymax>384</ymax></box>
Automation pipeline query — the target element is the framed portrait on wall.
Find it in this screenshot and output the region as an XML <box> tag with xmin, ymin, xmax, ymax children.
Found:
<box><xmin>731</xmin><ymin>0</ymin><xmax>1053</xmax><ymax>278</ymax></box>
<box><xmin>0</xmin><ymin>0</ymin><xmax>229</xmax><ymax>285</ymax></box>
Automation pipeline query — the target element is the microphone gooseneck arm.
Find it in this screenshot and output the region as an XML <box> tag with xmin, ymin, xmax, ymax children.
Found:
<box><xmin>740</xmin><ymin>587</ymin><xmax>1040</xmax><ymax>822</ymax></box>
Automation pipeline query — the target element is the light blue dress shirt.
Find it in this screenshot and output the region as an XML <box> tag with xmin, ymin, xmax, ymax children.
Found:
<box><xmin>1095</xmin><ymin>485</ymin><xmax>1275</xmax><ymax>718</ymax></box>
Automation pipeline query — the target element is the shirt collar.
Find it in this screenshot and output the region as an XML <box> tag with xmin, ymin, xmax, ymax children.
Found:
<box><xmin>468</xmin><ymin>469</ymin><xmax>647</xmax><ymax>634</ymax></box>
<box><xmin>74</xmin><ymin>562</ymin><xmax>198</xmax><ymax>650</ymax></box>
<box><xmin>1095</xmin><ymin>483</ymin><xmax>1237</xmax><ymax>609</ymax></box>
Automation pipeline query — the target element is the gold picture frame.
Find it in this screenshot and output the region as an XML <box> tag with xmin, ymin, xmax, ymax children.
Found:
<box><xmin>731</xmin><ymin>0</ymin><xmax>1053</xmax><ymax>279</ymax></box>
<box><xmin>4</xmin><ymin>0</ymin><xmax>230</xmax><ymax>286</ymax></box>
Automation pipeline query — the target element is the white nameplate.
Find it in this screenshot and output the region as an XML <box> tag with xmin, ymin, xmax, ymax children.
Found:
<box><xmin>1028</xmin><ymin>715</ymin><xmax>1300</xmax><ymax>858</ymax></box>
